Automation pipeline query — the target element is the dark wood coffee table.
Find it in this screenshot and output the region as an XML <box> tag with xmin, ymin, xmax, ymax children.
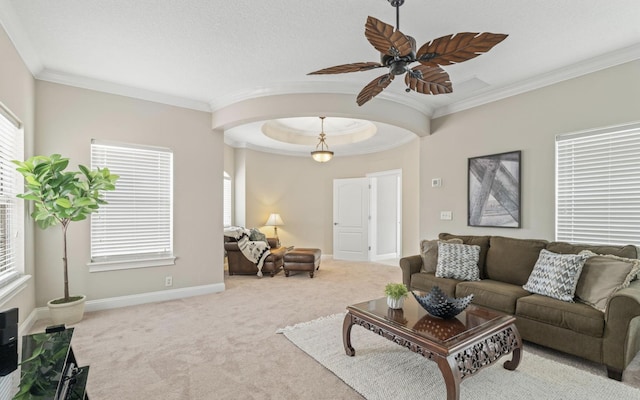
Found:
<box><xmin>343</xmin><ymin>295</ymin><xmax>522</xmax><ymax>400</ymax></box>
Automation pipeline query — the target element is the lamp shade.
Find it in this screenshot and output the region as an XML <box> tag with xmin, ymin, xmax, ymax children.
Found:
<box><xmin>265</xmin><ymin>213</ymin><xmax>284</xmax><ymax>226</ymax></box>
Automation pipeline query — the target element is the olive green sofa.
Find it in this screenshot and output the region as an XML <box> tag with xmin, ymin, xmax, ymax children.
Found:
<box><xmin>399</xmin><ymin>233</ymin><xmax>640</xmax><ymax>380</ymax></box>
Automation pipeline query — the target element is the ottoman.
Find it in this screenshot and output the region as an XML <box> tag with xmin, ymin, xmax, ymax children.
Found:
<box><xmin>283</xmin><ymin>248</ymin><xmax>321</xmax><ymax>278</ymax></box>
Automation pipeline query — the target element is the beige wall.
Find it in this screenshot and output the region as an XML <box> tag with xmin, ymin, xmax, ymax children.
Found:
<box><xmin>34</xmin><ymin>82</ymin><xmax>223</xmax><ymax>305</ymax></box>
<box><xmin>0</xmin><ymin>25</ymin><xmax>36</xmax><ymax>324</ymax></box>
<box><xmin>421</xmin><ymin>60</ymin><xmax>640</xmax><ymax>242</ymax></box>
<box><xmin>237</xmin><ymin>136</ymin><xmax>421</xmax><ymax>256</ymax></box>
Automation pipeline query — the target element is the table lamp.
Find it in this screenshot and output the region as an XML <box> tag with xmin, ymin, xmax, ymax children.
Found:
<box><xmin>265</xmin><ymin>213</ymin><xmax>284</xmax><ymax>238</ymax></box>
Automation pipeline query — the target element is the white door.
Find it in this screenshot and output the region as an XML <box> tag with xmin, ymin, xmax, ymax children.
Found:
<box><xmin>333</xmin><ymin>178</ymin><xmax>369</xmax><ymax>261</ymax></box>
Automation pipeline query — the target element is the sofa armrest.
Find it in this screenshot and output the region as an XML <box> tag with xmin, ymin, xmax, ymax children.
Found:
<box><xmin>603</xmin><ymin>279</ymin><xmax>640</xmax><ymax>375</ymax></box>
<box><xmin>267</xmin><ymin>237</ymin><xmax>280</xmax><ymax>248</ymax></box>
<box><xmin>399</xmin><ymin>255</ymin><xmax>423</xmax><ymax>288</ymax></box>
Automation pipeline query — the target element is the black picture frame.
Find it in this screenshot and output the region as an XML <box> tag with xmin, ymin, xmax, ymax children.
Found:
<box><xmin>468</xmin><ymin>150</ymin><xmax>521</xmax><ymax>228</ymax></box>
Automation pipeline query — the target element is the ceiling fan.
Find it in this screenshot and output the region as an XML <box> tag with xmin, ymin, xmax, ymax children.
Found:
<box><xmin>308</xmin><ymin>0</ymin><xmax>508</xmax><ymax>106</ymax></box>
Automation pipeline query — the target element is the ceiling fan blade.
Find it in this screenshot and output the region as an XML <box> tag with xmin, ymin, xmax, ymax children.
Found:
<box><xmin>416</xmin><ymin>32</ymin><xmax>508</xmax><ymax>67</ymax></box>
<box><xmin>364</xmin><ymin>16</ymin><xmax>413</xmax><ymax>57</ymax></box>
<box><xmin>357</xmin><ymin>73</ymin><xmax>395</xmax><ymax>106</ymax></box>
<box><xmin>308</xmin><ymin>62</ymin><xmax>384</xmax><ymax>75</ymax></box>
<box><xmin>404</xmin><ymin>65</ymin><xmax>452</xmax><ymax>95</ymax></box>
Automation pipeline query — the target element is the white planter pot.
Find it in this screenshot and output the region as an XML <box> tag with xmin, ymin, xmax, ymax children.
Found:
<box><xmin>387</xmin><ymin>296</ymin><xmax>405</xmax><ymax>309</ymax></box>
<box><xmin>47</xmin><ymin>295</ymin><xmax>86</xmax><ymax>325</ymax></box>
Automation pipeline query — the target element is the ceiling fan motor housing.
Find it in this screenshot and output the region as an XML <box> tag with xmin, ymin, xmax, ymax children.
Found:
<box><xmin>380</xmin><ymin>35</ymin><xmax>416</xmax><ymax>75</ymax></box>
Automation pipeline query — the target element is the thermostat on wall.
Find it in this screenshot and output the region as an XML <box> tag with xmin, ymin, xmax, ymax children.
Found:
<box><xmin>431</xmin><ymin>178</ymin><xmax>442</xmax><ymax>187</ymax></box>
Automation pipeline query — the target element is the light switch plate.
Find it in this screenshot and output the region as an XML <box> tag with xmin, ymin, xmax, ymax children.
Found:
<box><xmin>440</xmin><ymin>211</ymin><xmax>453</xmax><ymax>220</ymax></box>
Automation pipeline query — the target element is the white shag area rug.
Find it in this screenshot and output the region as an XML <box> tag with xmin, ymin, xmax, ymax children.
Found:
<box><xmin>278</xmin><ymin>313</ymin><xmax>640</xmax><ymax>400</ymax></box>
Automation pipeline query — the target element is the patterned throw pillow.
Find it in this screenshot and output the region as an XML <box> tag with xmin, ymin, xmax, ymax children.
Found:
<box><xmin>523</xmin><ymin>249</ymin><xmax>589</xmax><ymax>302</ymax></box>
<box><xmin>435</xmin><ymin>242</ymin><xmax>481</xmax><ymax>281</ymax></box>
<box><xmin>420</xmin><ymin>238</ymin><xmax>463</xmax><ymax>273</ymax></box>
<box><xmin>575</xmin><ymin>250</ymin><xmax>640</xmax><ymax>311</ymax></box>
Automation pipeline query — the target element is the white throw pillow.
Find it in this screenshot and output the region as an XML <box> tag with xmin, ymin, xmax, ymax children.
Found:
<box><xmin>435</xmin><ymin>242</ymin><xmax>481</xmax><ymax>281</ymax></box>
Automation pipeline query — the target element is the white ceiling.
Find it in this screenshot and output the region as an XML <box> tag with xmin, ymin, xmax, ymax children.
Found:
<box><xmin>1</xmin><ymin>0</ymin><xmax>639</xmax><ymax>157</ymax></box>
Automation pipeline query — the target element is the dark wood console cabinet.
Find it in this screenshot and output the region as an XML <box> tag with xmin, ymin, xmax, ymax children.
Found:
<box><xmin>15</xmin><ymin>327</ymin><xmax>89</xmax><ymax>400</ymax></box>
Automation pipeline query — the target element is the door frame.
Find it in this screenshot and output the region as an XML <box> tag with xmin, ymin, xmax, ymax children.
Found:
<box><xmin>367</xmin><ymin>169</ymin><xmax>402</xmax><ymax>261</ymax></box>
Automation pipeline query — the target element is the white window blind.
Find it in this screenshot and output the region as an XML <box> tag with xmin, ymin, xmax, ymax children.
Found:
<box><xmin>556</xmin><ymin>122</ymin><xmax>640</xmax><ymax>246</ymax></box>
<box><xmin>223</xmin><ymin>172</ymin><xmax>232</xmax><ymax>227</ymax></box>
<box><xmin>0</xmin><ymin>104</ymin><xmax>22</xmax><ymax>289</ymax></box>
<box><xmin>91</xmin><ymin>140</ymin><xmax>173</xmax><ymax>263</ymax></box>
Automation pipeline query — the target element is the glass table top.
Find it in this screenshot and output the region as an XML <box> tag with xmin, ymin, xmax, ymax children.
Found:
<box><xmin>348</xmin><ymin>295</ymin><xmax>509</xmax><ymax>345</ymax></box>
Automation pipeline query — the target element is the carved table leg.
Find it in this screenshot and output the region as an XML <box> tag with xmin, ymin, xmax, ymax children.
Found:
<box><xmin>437</xmin><ymin>357</ymin><xmax>461</xmax><ymax>400</ymax></box>
<box><xmin>343</xmin><ymin>312</ymin><xmax>355</xmax><ymax>356</ymax></box>
<box><xmin>504</xmin><ymin>345</ymin><xmax>522</xmax><ymax>370</ymax></box>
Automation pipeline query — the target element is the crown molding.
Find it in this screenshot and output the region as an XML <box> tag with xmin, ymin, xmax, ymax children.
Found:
<box><xmin>432</xmin><ymin>43</ymin><xmax>640</xmax><ymax>118</ymax></box>
<box><xmin>37</xmin><ymin>69</ymin><xmax>211</xmax><ymax>112</ymax></box>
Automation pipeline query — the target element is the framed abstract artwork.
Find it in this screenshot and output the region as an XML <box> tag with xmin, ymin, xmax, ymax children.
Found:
<box><xmin>468</xmin><ymin>150</ymin><xmax>521</xmax><ymax>228</ymax></box>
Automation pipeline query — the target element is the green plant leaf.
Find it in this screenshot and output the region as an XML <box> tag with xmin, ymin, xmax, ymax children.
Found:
<box><xmin>25</xmin><ymin>175</ymin><xmax>41</xmax><ymax>187</ymax></box>
<box><xmin>55</xmin><ymin>198</ymin><xmax>72</xmax><ymax>208</ymax></box>
<box><xmin>74</xmin><ymin>197</ymin><xmax>95</xmax><ymax>207</ymax></box>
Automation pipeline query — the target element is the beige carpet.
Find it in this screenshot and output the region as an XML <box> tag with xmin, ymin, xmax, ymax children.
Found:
<box><xmin>28</xmin><ymin>257</ymin><xmax>640</xmax><ymax>399</ymax></box>
<box><xmin>280</xmin><ymin>313</ymin><xmax>640</xmax><ymax>400</ymax></box>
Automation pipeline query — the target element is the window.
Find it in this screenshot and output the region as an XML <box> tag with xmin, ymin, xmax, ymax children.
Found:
<box><xmin>90</xmin><ymin>140</ymin><xmax>174</xmax><ymax>270</ymax></box>
<box><xmin>0</xmin><ymin>103</ymin><xmax>23</xmax><ymax>290</ymax></box>
<box><xmin>556</xmin><ymin>122</ymin><xmax>640</xmax><ymax>246</ymax></box>
<box><xmin>223</xmin><ymin>172</ymin><xmax>232</xmax><ymax>227</ymax></box>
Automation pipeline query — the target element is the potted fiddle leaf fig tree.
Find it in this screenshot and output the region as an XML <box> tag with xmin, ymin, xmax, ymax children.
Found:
<box><xmin>13</xmin><ymin>154</ymin><xmax>118</xmax><ymax>324</ymax></box>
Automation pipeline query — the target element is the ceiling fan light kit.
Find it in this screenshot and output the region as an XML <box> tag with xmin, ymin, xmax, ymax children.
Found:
<box><xmin>308</xmin><ymin>0</ymin><xmax>508</xmax><ymax>106</ymax></box>
<box><xmin>311</xmin><ymin>116</ymin><xmax>334</xmax><ymax>163</ymax></box>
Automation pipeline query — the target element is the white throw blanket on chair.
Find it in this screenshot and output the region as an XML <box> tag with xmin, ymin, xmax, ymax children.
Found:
<box><xmin>224</xmin><ymin>227</ymin><xmax>271</xmax><ymax>277</ymax></box>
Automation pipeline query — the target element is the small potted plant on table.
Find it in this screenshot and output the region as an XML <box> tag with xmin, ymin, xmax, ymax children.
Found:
<box><xmin>13</xmin><ymin>154</ymin><xmax>118</xmax><ymax>325</ymax></box>
<box><xmin>384</xmin><ymin>283</ymin><xmax>409</xmax><ymax>309</ymax></box>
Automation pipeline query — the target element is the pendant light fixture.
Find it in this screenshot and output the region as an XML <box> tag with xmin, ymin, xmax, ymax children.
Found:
<box><xmin>311</xmin><ymin>116</ymin><xmax>334</xmax><ymax>163</ymax></box>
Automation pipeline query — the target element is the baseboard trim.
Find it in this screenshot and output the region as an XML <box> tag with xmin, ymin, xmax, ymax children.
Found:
<box><xmin>84</xmin><ymin>283</ymin><xmax>226</xmax><ymax>312</ymax></box>
<box><xmin>28</xmin><ymin>283</ymin><xmax>226</xmax><ymax>323</ymax></box>
<box><xmin>18</xmin><ymin>307</ymin><xmax>39</xmax><ymax>335</ymax></box>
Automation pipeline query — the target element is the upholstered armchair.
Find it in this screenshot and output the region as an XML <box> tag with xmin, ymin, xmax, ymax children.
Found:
<box><xmin>224</xmin><ymin>237</ymin><xmax>286</xmax><ymax>277</ymax></box>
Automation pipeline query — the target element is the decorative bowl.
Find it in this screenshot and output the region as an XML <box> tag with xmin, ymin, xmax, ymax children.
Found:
<box><xmin>411</xmin><ymin>286</ymin><xmax>474</xmax><ymax>319</ymax></box>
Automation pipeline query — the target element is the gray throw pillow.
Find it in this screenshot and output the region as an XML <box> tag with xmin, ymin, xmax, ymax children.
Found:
<box><xmin>435</xmin><ymin>242</ymin><xmax>481</xmax><ymax>281</ymax></box>
<box><xmin>249</xmin><ymin>228</ymin><xmax>268</xmax><ymax>244</ymax></box>
<box><xmin>420</xmin><ymin>238</ymin><xmax>463</xmax><ymax>273</ymax></box>
<box><xmin>575</xmin><ymin>250</ymin><xmax>640</xmax><ymax>311</ymax></box>
<box><xmin>523</xmin><ymin>249</ymin><xmax>589</xmax><ymax>302</ymax></box>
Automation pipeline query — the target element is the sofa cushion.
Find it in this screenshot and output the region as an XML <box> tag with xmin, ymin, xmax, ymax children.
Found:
<box><xmin>435</xmin><ymin>242</ymin><xmax>481</xmax><ymax>281</ymax></box>
<box><xmin>485</xmin><ymin>236</ymin><xmax>548</xmax><ymax>286</ymax></box>
<box><xmin>516</xmin><ymin>294</ymin><xmax>604</xmax><ymax>338</ymax></box>
<box><xmin>456</xmin><ymin>280</ymin><xmax>530</xmax><ymax>314</ymax></box>
<box><xmin>409</xmin><ymin>272</ymin><xmax>461</xmax><ymax>297</ymax></box>
<box><xmin>546</xmin><ymin>241</ymin><xmax>637</xmax><ymax>259</ymax></box>
<box><xmin>575</xmin><ymin>251</ymin><xmax>640</xmax><ymax>311</ymax></box>
<box><xmin>523</xmin><ymin>249</ymin><xmax>588</xmax><ymax>302</ymax></box>
<box><xmin>420</xmin><ymin>238</ymin><xmax>463</xmax><ymax>273</ymax></box>
<box><xmin>438</xmin><ymin>233</ymin><xmax>490</xmax><ymax>278</ymax></box>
